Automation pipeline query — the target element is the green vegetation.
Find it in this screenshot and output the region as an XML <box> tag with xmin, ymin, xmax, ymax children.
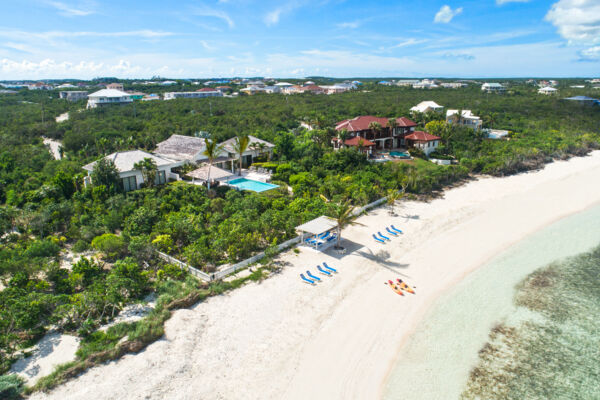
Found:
<box><xmin>0</xmin><ymin>80</ymin><xmax>598</xmax><ymax>389</ymax></box>
<box><xmin>461</xmin><ymin>245</ymin><xmax>600</xmax><ymax>400</ymax></box>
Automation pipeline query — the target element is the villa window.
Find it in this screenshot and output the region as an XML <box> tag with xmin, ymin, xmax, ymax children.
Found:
<box><xmin>122</xmin><ymin>175</ymin><xmax>137</xmax><ymax>192</ymax></box>
<box><xmin>154</xmin><ymin>170</ymin><xmax>167</xmax><ymax>185</ymax></box>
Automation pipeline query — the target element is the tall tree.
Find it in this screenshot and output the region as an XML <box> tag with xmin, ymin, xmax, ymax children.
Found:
<box><xmin>232</xmin><ymin>135</ymin><xmax>250</xmax><ymax>176</ymax></box>
<box><xmin>328</xmin><ymin>199</ymin><xmax>357</xmax><ymax>249</ymax></box>
<box><xmin>203</xmin><ymin>138</ymin><xmax>224</xmax><ymax>189</ymax></box>
<box><xmin>91</xmin><ymin>158</ymin><xmax>121</xmax><ymax>193</ymax></box>
<box><xmin>133</xmin><ymin>157</ymin><xmax>158</xmax><ymax>188</ymax></box>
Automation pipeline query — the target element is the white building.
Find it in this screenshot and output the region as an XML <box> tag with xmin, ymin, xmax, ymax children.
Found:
<box><xmin>446</xmin><ymin>110</ymin><xmax>483</xmax><ymax>130</ymax></box>
<box><xmin>481</xmin><ymin>83</ymin><xmax>506</xmax><ymax>93</ymax></box>
<box><xmin>86</xmin><ymin>89</ymin><xmax>133</xmax><ymax>109</ymax></box>
<box><xmin>320</xmin><ymin>82</ymin><xmax>356</xmax><ymax>94</ymax></box>
<box><xmin>59</xmin><ymin>91</ymin><xmax>88</xmax><ymax>101</ymax></box>
<box><xmin>83</xmin><ymin>150</ymin><xmax>178</xmax><ymax>192</ymax></box>
<box><xmin>396</xmin><ymin>80</ymin><xmax>420</xmax><ymax>87</ymax></box>
<box><xmin>413</xmin><ymin>79</ymin><xmax>439</xmax><ymax>89</ymax></box>
<box><xmin>410</xmin><ymin>101</ymin><xmax>444</xmax><ymax>114</ymax></box>
<box><xmin>164</xmin><ymin>90</ymin><xmax>223</xmax><ymax>100</ymax></box>
<box><xmin>538</xmin><ymin>86</ymin><xmax>558</xmax><ymax>95</ymax></box>
<box><xmin>440</xmin><ymin>82</ymin><xmax>467</xmax><ymax>88</ymax></box>
<box><xmin>106</xmin><ymin>83</ymin><xmax>124</xmax><ymax>91</ymax></box>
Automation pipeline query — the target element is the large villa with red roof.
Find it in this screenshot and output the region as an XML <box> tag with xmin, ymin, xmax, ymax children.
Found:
<box><xmin>332</xmin><ymin>115</ymin><xmax>441</xmax><ymax>156</ymax></box>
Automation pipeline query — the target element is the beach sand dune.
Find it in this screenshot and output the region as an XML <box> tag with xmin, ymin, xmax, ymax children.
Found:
<box><xmin>31</xmin><ymin>152</ymin><xmax>600</xmax><ymax>400</ymax></box>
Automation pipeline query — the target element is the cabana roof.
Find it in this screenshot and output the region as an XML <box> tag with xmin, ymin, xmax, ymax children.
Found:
<box><xmin>187</xmin><ymin>165</ymin><xmax>233</xmax><ymax>181</ymax></box>
<box><xmin>296</xmin><ymin>216</ymin><xmax>338</xmax><ymax>235</ymax></box>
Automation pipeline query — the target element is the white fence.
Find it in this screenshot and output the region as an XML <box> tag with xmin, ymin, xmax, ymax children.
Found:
<box><xmin>157</xmin><ymin>192</ymin><xmax>395</xmax><ymax>282</ymax></box>
<box><xmin>156</xmin><ymin>251</ymin><xmax>212</xmax><ymax>282</ymax></box>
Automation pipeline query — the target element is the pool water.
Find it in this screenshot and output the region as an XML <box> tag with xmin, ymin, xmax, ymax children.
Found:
<box><xmin>389</xmin><ymin>151</ymin><xmax>410</xmax><ymax>158</ymax></box>
<box><xmin>229</xmin><ymin>178</ymin><xmax>279</xmax><ymax>192</ymax></box>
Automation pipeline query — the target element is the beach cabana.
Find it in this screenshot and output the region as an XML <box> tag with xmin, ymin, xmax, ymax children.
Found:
<box><xmin>296</xmin><ymin>216</ymin><xmax>338</xmax><ymax>250</ymax></box>
<box><xmin>187</xmin><ymin>164</ymin><xmax>233</xmax><ymax>185</ymax></box>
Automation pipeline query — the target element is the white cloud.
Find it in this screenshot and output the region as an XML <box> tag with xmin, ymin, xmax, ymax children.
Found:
<box><xmin>337</xmin><ymin>21</ymin><xmax>360</xmax><ymax>29</ymax></box>
<box><xmin>579</xmin><ymin>45</ymin><xmax>600</xmax><ymax>60</ymax></box>
<box><xmin>434</xmin><ymin>5</ymin><xmax>463</xmax><ymax>23</ymax></box>
<box><xmin>193</xmin><ymin>6</ymin><xmax>234</xmax><ymax>28</ymax></box>
<box><xmin>46</xmin><ymin>1</ymin><xmax>95</xmax><ymax>17</ymax></box>
<box><xmin>496</xmin><ymin>0</ymin><xmax>530</xmax><ymax>5</ymax></box>
<box><xmin>545</xmin><ymin>0</ymin><xmax>600</xmax><ymax>43</ymax></box>
<box><xmin>264</xmin><ymin>9</ymin><xmax>282</xmax><ymax>26</ymax></box>
<box><xmin>393</xmin><ymin>38</ymin><xmax>428</xmax><ymax>48</ymax></box>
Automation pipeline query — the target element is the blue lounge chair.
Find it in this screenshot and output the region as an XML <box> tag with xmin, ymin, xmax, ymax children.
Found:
<box><xmin>373</xmin><ymin>234</ymin><xmax>385</xmax><ymax>244</ymax></box>
<box><xmin>318</xmin><ymin>232</ymin><xmax>330</xmax><ymax>240</ymax></box>
<box><xmin>391</xmin><ymin>225</ymin><xmax>403</xmax><ymax>234</ymax></box>
<box><xmin>317</xmin><ymin>265</ymin><xmax>332</xmax><ymax>276</ymax></box>
<box><xmin>378</xmin><ymin>232</ymin><xmax>391</xmax><ymax>241</ymax></box>
<box><xmin>306</xmin><ymin>270</ymin><xmax>321</xmax><ymax>282</ymax></box>
<box><xmin>386</xmin><ymin>227</ymin><xmax>399</xmax><ymax>236</ymax></box>
<box><xmin>327</xmin><ymin>235</ymin><xmax>337</xmax><ymax>242</ymax></box>
<box><xmin>323</xmin><ymin>262</ymin><xmax>337</xmax><ymax>273</ymax></box>
<box><xmin>300</xmin><ymin>273</ymin><xmax>315</xmax><ymax>284</ymax></box>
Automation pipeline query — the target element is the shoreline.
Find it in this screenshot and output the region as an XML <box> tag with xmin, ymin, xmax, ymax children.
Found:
<box><xmin>379</xmin><ymin>198</ymin><xmax>600</xmax><ymax>398</ymax></box>
<box><xmin>31</xmin><ymin>151</ymin><xmax>600</xmax><ymax>400</ymax></box>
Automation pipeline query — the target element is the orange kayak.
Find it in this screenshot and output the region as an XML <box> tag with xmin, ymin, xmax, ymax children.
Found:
<box><xmin>386</xmin><ymin>280</ymin><xmax>404</xmax><ymax>296</ymax></box>
<box><xmin>397</xmin><ymin>279</ymin><xmax>415</xmax><ymax>294</ymax></box>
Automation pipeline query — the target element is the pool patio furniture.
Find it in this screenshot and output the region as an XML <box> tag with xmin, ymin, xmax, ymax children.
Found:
<box><xmin>300</xmin><ymin>273</ymin><xmax>315</xmax><ymax>284</ymax></box>
<box><xmin>306</xmin><ymin>271</ymin><xmax>322</xmax><ymax>282</ymax></box>
<box><xmin>386</xmin><ymin>227</ymin><xmax>399</xmax><ymax>236</ymax></box>
<box><xmin>317</xmin><ymin>265</ymin><xmax>332</xmax><ymax>276</ymax></box>
<box><xmin>378</xmin><ymin>232</ymin><xmax>391</xmax><ymax>241</ymax></box>
<box><xmin>323</xmin><ymin>262</ymin><xmax>337</xmax><ymax>273</ymax></box>
<box><xmin>391</xmin><ymin>225</ymin><xmax>403</xmax><ymax>234</ymax></box>
<box><xmin>373</xmin><ymin>234</ymin><xmax>386</xmax><ymax>244</ymax></box>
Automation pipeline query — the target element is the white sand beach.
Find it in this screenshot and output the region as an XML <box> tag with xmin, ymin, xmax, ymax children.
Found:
<box><xmin>31</xmin><ymin>151</ymin><xmax>600</xmax><ymax>400</ymax></box>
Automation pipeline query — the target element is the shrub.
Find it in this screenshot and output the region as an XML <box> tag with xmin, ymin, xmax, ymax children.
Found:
<box><xmin>72</xmin><ymin>239</ymin><xmax>89</xmax><ymax>253</ymax></box>
<box><xmin>24</xmin><ymin>239</ymin><xmax>60</xmax><ymax>258</ymax></box>
<box><xmin>0</xmin><ymin>374</ymin><xmax>25</xmax><ymax>400</ymax></box>
<box><xmin>91</xmin><ymin>233</ymin><xmax>126</xmax><ymax>261</ymax></box>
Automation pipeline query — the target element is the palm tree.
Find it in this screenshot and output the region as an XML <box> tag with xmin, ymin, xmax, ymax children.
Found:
<box><xmin>368</xmin><ymin>121</ymin><xmax>382</xmax><ymax>139</ymax></box>
<box><xmin>338</xmin><ymin>129</ymin><xmax>349</xmax><ymax>148</ymax></box>
<box><xmin>386</xmin><ymin>187</ymin><xmax>405</xmax><ymax>215</ymax></box>
<box><xmin>388</xmin><ymin>118</ymin><xmax>398</xmax><ymax>149</ymax></box>
<box><xmin>203</xmin><ymin>138</ymin><xmax>224</xmax><ymax>189</ymax></box>
<box><xmin>328</xmin><ymin>199</ymin><xmax>357</xmax><ymax>250</ymax></box>
<box><xmin>232</xmin><ymin>135</ymin><xmax>250</xmax><ymax>175</ymax></box>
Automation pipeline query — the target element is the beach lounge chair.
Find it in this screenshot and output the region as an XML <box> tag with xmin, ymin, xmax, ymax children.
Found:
<box><xmin>391</xmin><ymin>225</ymin><xmax>403</xmax><ymax>234</ymax></box>
<box><xmin>300</xmin><ymin>273</ymin><xmax>315</xmax><ymax>284</ymax></box>
<box><xmin>373</xmin><ymin>234</ymin><xmax>386</xmax><ymax>244</ymax></box>
<box><xmin>306</xmin><ymin>270</ymin><xmax>321</xmax><ymax>282</ymax></box>
<box><xmin>378</xmin><ymin>232</ymin><xmax>391</xmax><ymax>241</ymax></box>
<box><xmin>317</xmin><ymin>265</ymin><xmax>332</xmax><ymax>276</ymax></box>
<box><xmin>318</xmin><ymin>231</ymin><xmax>330</xmax><ymax>240</ymax></box>
<box><xmin>385</xmin><ymin>227</ymin><xmax>399</xmax><ymax>236</ymax></box>
<box><xmin>323</xmin><ymin>262</ymin><xmax>337</xmax><ymax>273</ymax></box>
<box><xmin>327</xmin><ymin>235</ymin><xmax>336</xmax><ymax>242</ymax></box>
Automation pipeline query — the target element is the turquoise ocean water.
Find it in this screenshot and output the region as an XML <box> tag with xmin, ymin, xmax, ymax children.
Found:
<box><xmin>382</xmin><ymin>203</ymin><xmax>600</xmax><ymax>400</ymax></box>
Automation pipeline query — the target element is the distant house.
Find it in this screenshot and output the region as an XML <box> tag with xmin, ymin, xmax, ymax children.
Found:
<box><xmin>106</xmin><ymin>83</ymin><xmax>124</xmax><ymax>91</ymax></box>
<box><xmin>87</xmin><ymin>89</ymin><xmax>133</xmax><ymax>108</ymax></box>
<box><xmin>562</xmin><ymin>96</ymin><xmax>600</xmax><ymax>106</ymax></box>
<box><xmin>59</xmin><ymin>91</ymin><xmax>88</xmax><ymax>101</ymax></box>
<box><xmin>302</xmin><ymin>85</ymin><xmax>326</xmax><ymax>94</ymax></box>
<box><xmin>274</xmin><ymin>82</ymin><xmax>294</xmax><ymax>89</ymax></box>
<box><xmin>141</xmin><ymin>94</ymin><xmax>160</xmax><ymax>101</ymax></box>
<box><xmin>481</xmin><ymin>83</ymin><xmax>505</xmax><ymax>93</ymax></box>
<box><xmin>538</xmin><ymin>87</ymin><xmax>558</xmax><ymax>95</ymax></box>
<box><xmin>485</xmin><ymin>129</ymin><xmax>510</xmax><ymax>140</ymax></box>
<box><xmin>127</xmin><ymin>91</ymin><xmax>146</xmax><ymax>100</ymax></box>
<box><xmin>404</xmin><ymin>131</ymin><xmax>441</xmax><ymax>156</ymax></box>
<box><xmin>83</xmin><ymin>150</ymin><xmax>178</xmax><ymax>192</ymax></box>
<box><xmin>413</xmin><ymin>79</ymin><xmax>438</xmax><ymax>89</ymax></box>
<box><xmin>379</xmin><ymin>81</ymin><xmax>393</xmax><ymax>86</ymax></box>
<box><xmin>28</xmin><ymin>82</ymin><xmax>52</xmax><ymax>90</ymax></box>
<box><xmin>410</xmin><ymin>101</ymin><xmax>444</xmax><ymax>114</ymax></box>
<box><xmin>440</xmin><ymin>82</ymin><xmax>466</xmax><ymax>89</ymax></box>
<box><xmin>160</xmin><ymin>81</ymin><xmax>178</xmax><ymax>86</ymax></box>
<box><xmin>56</xmin><ymin>83</ymin><xmax>76</xmax><ymax>89</ymax></box>
<box><xmin>163</xmin><ymin>89</ymin><xmax>222</xmax><ymax>99</ymax></box>
<box><xmin>335</xmin><ymin>115</ymin><xmax>417</xmax><ymax>149</ymax></box>
<box><xmin>396</xmin><ymin>80</ymin><xmax>420</xmax><ymax>87</ymax></box>
<box><xmin>215</xmin><ymin>86</ymin><xmax>232</xmax><ymax>93</ymax></box>
<box><xmin>320</xmin><ymin>82</ymin><xmax>356</xmax><ymax>94</ymax></box>
<box><xmin>446</xmin><ymin>110</ymin><xmax>483</xmax><ymax>130</ymax></box>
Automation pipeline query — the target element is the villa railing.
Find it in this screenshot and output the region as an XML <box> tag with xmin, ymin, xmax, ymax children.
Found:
<box><xmin>156</xmin><ymin>251</ymin><xmax>212</xmax><ymax>282</ymax></box>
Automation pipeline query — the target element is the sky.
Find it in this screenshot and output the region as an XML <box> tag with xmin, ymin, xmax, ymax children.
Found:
<box><xmin>0</xmin><ymin>0</ymin><xmax>599</xmax><ymax>79</ymax></box>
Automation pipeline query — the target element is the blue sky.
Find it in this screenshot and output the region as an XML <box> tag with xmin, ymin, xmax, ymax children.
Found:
<box><xmin>0</xmin><ymin>0</ymin><xmax>599</xmax><ymax>79</ymax></box>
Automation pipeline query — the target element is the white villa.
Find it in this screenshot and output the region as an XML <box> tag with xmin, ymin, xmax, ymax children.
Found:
<box><xmin>404</xmin><ymin>131</ymin><xmax>442</xmax><ymax>156</ymax></box>
<box><xmin>410</xmin><ymin>101</ymin><xmax>444</xmax><ymax>114</ymax></box>
<box><xmin>59</xmin><ymin>91</ymin><xmax>88</xmax><ymax>101</ymax></box>
<box><xmin>83</xmin><ymin>150</ymin><xmax>178</xmax><ymax>192</ymax></box>
<box><xmin>220</xmin><ymin>135</ymin><xmax>275</xmax><ymax>168</ymax></box>
<box><xmin>413</xmin><ymin>79</ymin><xmax>439</xmax><ymax>89</ymax></box>
<box><xmin>538</xmin><ymin>86</ymin><xmax>558</xmax><ymax>95</ymax></box>
<box><xmin>164</xmin><ymin>89</ymin><xmax>222</xmax><ymax>100</ymax></box>
<box><xmin>446</xmin><ymin>109</ymin><xmax>483</xmax><ymax>130</ymax></box>
<box><xmin>87</xmin><ymin>89</ymin><xmax>133</xmax><ymax>109</ymax></box>
<box><xmin>481</xmin><ymin>83</ymin><xmax>506</xmax><ymax>93</ymax></box>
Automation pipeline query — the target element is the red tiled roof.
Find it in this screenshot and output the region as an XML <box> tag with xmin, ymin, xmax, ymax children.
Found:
<box><xmin>344</xmin><ymin>136</ymin><xmax>375</xmax><ymax>147</ymax></box>
<box><xmin>396</xmin><ymin>117</ymin><xmax>417</xmax><ymax>127</ymax></box>
<box><xmin>336</xmin><ymin>115</ymin><xmax>416</xmax><ymax>132</ymax></box>
<box><xmin>303</xmin><ymin>85</ymin><xmax>324</xmax><ymax>91</ymax></box>
<box><xmin>336</xmin><ymin>116</ymin><xmax>390</xmax><ymax>132</ymax></box>
<box><xmin>404</xmin><ymin>131</ymin><xmax>441</xmax><ymax>142</ymax></box>
<box><xmin>196</xmin><ymin>87</ymin><xmax>218</xmax><ymax>92</ymax></box>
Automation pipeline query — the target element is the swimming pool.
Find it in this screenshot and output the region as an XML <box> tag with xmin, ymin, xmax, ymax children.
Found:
<box><xmin>389</xmin><ymin>151</ymin><xmax>411</xmax><ymax>158</ymax></box>
<box><xmin>228</xmin><ymin>178</ymin><xmax>279</xmax><ymax>192</ymax></box>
